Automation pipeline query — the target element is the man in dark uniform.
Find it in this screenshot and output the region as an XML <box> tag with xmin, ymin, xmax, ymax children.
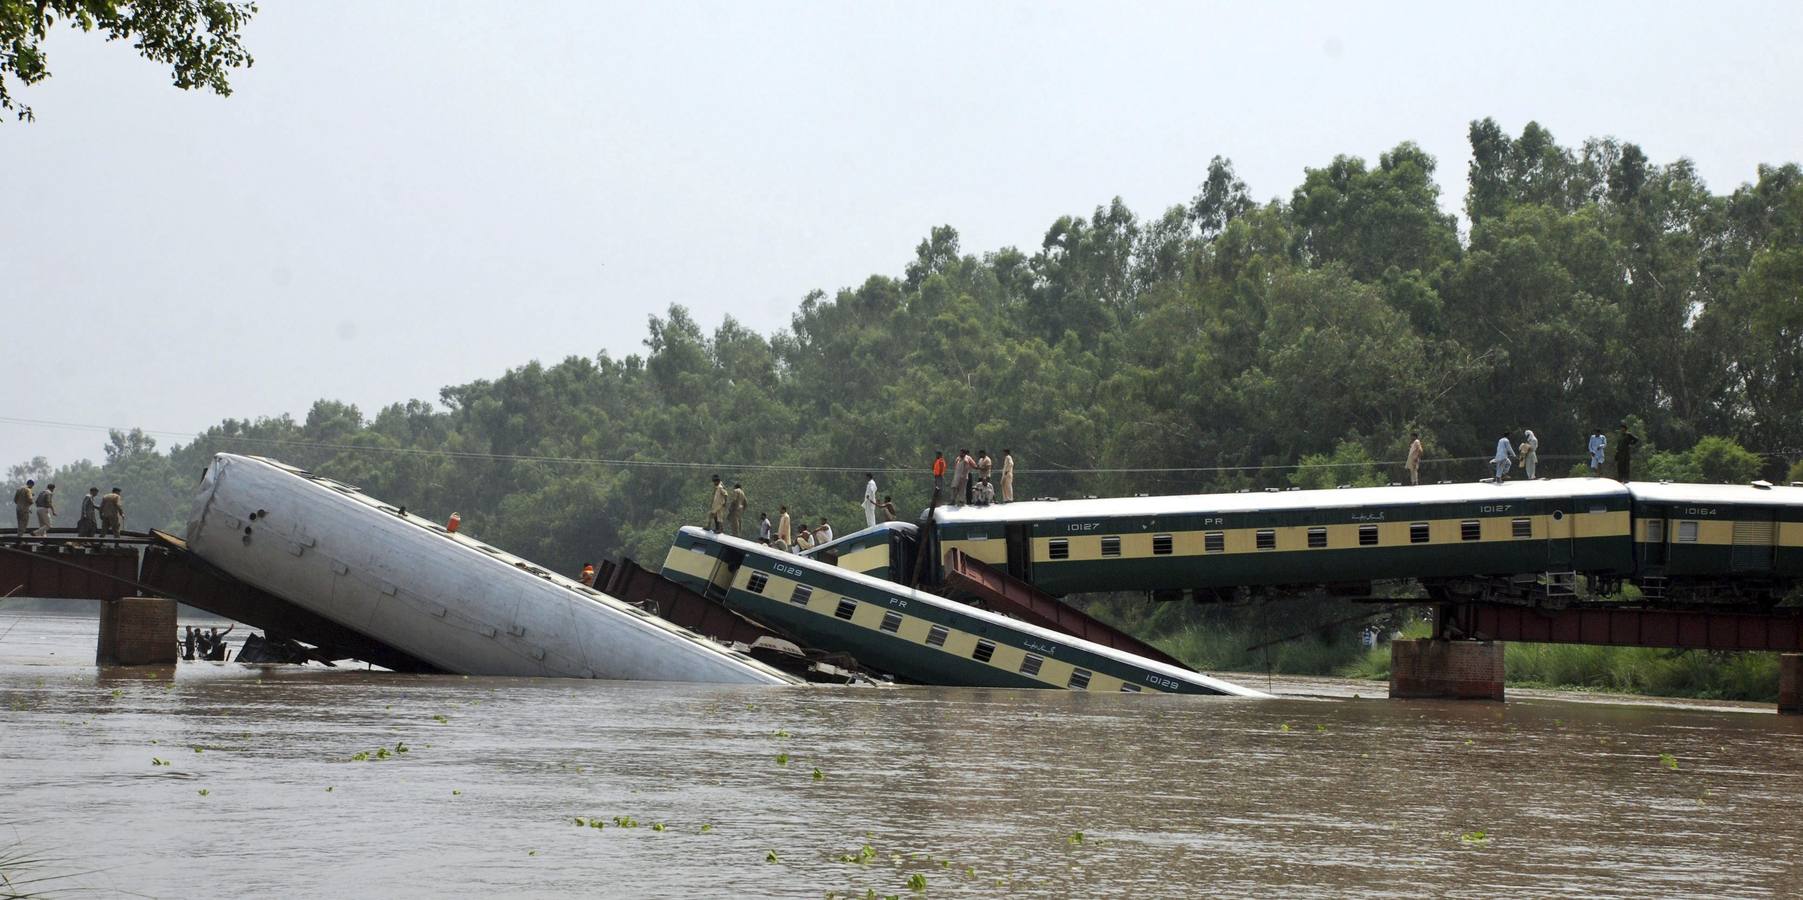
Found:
<box><xmin>1615</xmin><ymin>425</ymin><xmax>1641</xmax><ymax>481</ymax></box>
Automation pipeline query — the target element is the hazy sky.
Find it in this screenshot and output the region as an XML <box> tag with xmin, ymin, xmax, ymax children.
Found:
<box><xmin>5</xmin><ymin>1</ymin><xmax>1801</xmax><ymax>470</ymax></box>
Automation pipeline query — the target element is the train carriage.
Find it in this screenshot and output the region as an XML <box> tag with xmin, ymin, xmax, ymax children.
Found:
<box><xmin>801</xmin><ymin>521</ymin><xmax>918</xmax><ymax>581</ymax></box>
<box><xmin>663</xmin><ymin>527</ymin><xmax>1264</xmax><ymax>697</ymax></box>
<box><xmin>1624</xmin><ymin>481</ymin><xmax>1803</xmax><ymax>601</ymax></box>
<box><xmin>931</xmin><ymin>479</ymin><xmax>1637</xmax><ymax>598</ymax></box>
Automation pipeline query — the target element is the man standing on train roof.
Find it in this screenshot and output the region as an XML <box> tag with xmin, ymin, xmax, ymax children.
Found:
<box><xmin>951</xmin><ymin>449</ymin><xmax>970</xmax><ymax>507</ymax></box>
<box><xmin>1491</xmin><ymin>432</ymin><xmax>1516</xmax><ymax>482</ymax></box>
<box><xmin>758</xmin><ymin>512</ymin><xmax>773</xmax><ymax>544</ymax></box>
<box><xmin>878</xmin><ymin>495</ymin><xmax>898</xmax><ymax>522</ymax></box>
<box><xmin>977</xmin><ymin>450</ymin><xmax>993</xmax><ymax>486</ymax></box>
<box><xmin>1520</xmin><ymin>430</ymin><xmax>1540</xmax><ymax>480</ymax></box>
<box><xmin>729</xmin><ymin>482</ymin><xmax>748</xmax><ymax>537</ymax></box>
<box><xmin>706</xmin><ymin>475</ymin><xmax>727</xmax><ymax>532</ymax></box>
<box><xmin>32</xmin><ymin>484</ymin><xmax>56</xmax><ymax>537</ymax></box>
<box><xmin>12</xmin><ymin>478</ymin><xmax>32</xmax><ymax>538</ymax></box>
<box><xmin>1000</xmin><ymin>449</ymin><xmax>1015</xmax><ymax>503</ymax></box>
<box><xmin>777</xmin><ymin>505</ymin><xmax>792</xmax><ymax>549</ymax></box>
<box><xmin>961</xmin><ymin>449</ymin><xmax>978</xmax><ymax>506</ymax></box>
<box><xmin>1406</xmin><ymin>433</ymin><xmax>1423</xmax><ymax>485</ymax></box>
<box><xmin>817</xmin><ymin>518</ymin><xmax>834</xmax><ymax>544</ymax></box>
<box><xmin>1587</xmin><ymin>429</ymin><xmax>1607</xmax><ymax>475</ymax></box>
<box><xmin>99</xmin><ymin>487</ymin><xmax>124</xmax><ymax>538</ymax></box>
<box><xmin>862</xmin><ymin>473</ymin><xmax>879</xmax><ymax>528</ymax></box>
<box><xmin>932</xmin><ymin>451</ymin><xmax>946</xmax><ymax>492</ymax></box>
<box><xmin>1615</xmin><ymin>425</ymin><xmax>1641</xmax><ymax>481</ymax></box>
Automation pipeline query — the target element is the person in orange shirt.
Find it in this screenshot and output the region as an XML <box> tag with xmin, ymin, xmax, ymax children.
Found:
<box><xmin>931</xmin><ymin>452</ymin><xmax>947</xmax><ymax>491</ymax></box>
<box><xmin>580</xmin><ymin>563</ymin><xmax>596</xmax><ymax>586</ymax></box>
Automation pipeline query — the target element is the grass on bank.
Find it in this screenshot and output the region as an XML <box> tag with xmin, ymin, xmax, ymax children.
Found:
<box><xmin>1080</xmin><ymin>595</ymin><xmax>1783</xmax><ymax>703</ymax></box>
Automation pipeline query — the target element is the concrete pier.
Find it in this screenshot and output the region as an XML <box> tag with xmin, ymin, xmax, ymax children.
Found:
<box><xmin>96</xmin><ymin>596</ymin><xmax>178</xmax><ymax>666</ymax></box>
<box><xmin>1781</xmin><ymin>654</ymin><xmax>1803</xmax><ymax>716</ymax></box>
<box><xmin>1389</xmin><ymin>638</ymin><xmax>1505</xmax><ymax>701</ymax></box>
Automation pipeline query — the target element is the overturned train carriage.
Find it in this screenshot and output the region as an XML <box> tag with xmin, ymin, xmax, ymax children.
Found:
<box><xmin>664</xmin><ymin>527</ymin><xmax>1265</xmax><ymax>697</ymax></box>
<box><xmin>186</xmin><ymin>454</ymin><xmax>797</xmax><ymax>684</ymax></box>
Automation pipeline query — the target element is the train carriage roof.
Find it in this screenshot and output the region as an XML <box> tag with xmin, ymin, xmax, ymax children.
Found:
<box><xmin>1625</xmin><ymin>481</ymin><xmax>1803</xmax><ymax>507</ymax></box>
<box><xmin>932</xmin><ymin>477</ymin><xmax>1632</xmax><ymax>525</ymax></box>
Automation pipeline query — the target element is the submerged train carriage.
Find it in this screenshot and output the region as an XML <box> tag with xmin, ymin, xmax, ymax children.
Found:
<box><xmin>930</xmin><ymin>480</ymin><xmax>1638</xmax><ymax>598</ymax></box>
<box><xmin>801</xmin><ymin>521</ymin><xmax>918</xmax><ymax>581</ymax></box>
<box><xmin>1626</xmin><ymin>482</ymin><xmax>1803</xmax><ymax>601</ymax></box>
<box><xmin>663</xmin><ymin>527</ymin><xmax>1264</xmax><ymax>697</ymax></box>
<box><xmin>186</xmin><ymin>454</ymin><xmax>798</xmax><ymax>685</ymax></box>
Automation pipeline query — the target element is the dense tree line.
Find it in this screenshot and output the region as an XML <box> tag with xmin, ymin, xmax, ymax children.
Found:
<box><xmin>15</xmin><ymin>120</ymin><xmax>1803</xmax><ymax>581</ymax></box>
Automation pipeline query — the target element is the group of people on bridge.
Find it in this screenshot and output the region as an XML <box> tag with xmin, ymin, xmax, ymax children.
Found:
<box><xmin>10</xmin><ymin>480</ymin><xmax>126</xmax><ymax>540</ymax></box>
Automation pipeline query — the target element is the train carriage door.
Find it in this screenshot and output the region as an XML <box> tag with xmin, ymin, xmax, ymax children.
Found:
<box><xmin>1640</xmin><ymin>506</ymin><xmax>1669</xmax><ymax>569</ymax></box>
<box><xmin>1730</xmin><ymin>507</ymin><xmax>1777</xmax><ymax>572</ymax></box>
<box><xmin>1546</xmin><ymin>507</ymin><xmax>1575</xmax><ymax>568</ymax></box>
<box><xmin>705</xmin><ymin>546</ymin><xmax>746</xmax><ymax>602</ymax></box>
<box><xmin>1005</xmin><ymin>523</ymin><xmax>1033</xmax><ymax>583</ymax></box>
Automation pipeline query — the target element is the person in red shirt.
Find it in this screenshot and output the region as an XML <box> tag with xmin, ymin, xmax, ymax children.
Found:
<box><xmin>932</xmin><ymin>451</ymin><xmax>946</xmax><ymax>491</ymax></box>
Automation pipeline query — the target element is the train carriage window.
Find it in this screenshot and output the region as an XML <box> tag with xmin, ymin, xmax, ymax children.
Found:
<box><xmin>1048</xmin><ymin>539</ymin><xmax>1070</xmax><ymax>561</ymax></box>
<box><xmin>1119</xmin><ymin>683</ymin><xmax>1143</xmax><ymax>693</ymax></box>
<box><xmin>1101</xmin><ymin>536</ymin><xmax>1122</xmax><ymax>558</ymax></box>
<box><xmin>925</xmin><ymin>624</ymin><xmax>949</xmax><ymax>647</ymax></box>
<box><xmin>1646</xmin><ymin>519</ymin><xmax>1665</xmax><ymax>543</ymax></box>
<box><xmin>1358</xmin><ymin>525</ymin><xmax>1378</xmax><ymax>546</ymax></box>
<box><xmin>1511</xmin><ymin>518</ymin><xmax>1532</xmax><ymax>539</ymax></box>
<box><xmin>1152</xmin><ymin>534</ymin><xmax>1174</xmax><ymax>556</ymax></box>
<box><xmin>1020</xmin><ymin>654</ymin><xmax>1044</xmax><ymax>677</ymax></box>
<box><xmin>972</xmin><ymin>639</ymin><xmax>997</xmax><ymax>663</ymax></box>
<box><xmin>746</xmin><ymin>573</ymin><xmax>768</xmax><ymax>594</ymax></box>
<box><xmin>1460</xmin><ymin>520</ymin><xmax>1481</xmax><ymax>542</ymax></box>
<box><xmin>1256</xmin><ymin>529</ymin><xmax>1276</xmax><ymax>551</ymax></box>
<box><xmin>1677</xmin><ymin>521</ymin><xmax>1699</xmax><ymax>543</ymax></box>
<box><xmin>1307</xmin><ymin>527</ymin><xmax>1327</xmax><ymax>549</ymax></box>
<box><xmin>789</xmin><ymin>584</ymin><xmax>813</xmax><ymax>606</ymax></box>
<box><xmin>1068</xmin><ymin>668</ymin><xmax>1093</xmax><ymax>691</ymax></box>
<box><xmin>879</xmin><ymin>610</ymin><xmax>903</xmax><ymax>633</ymax></box>
<box><xmin>834</xmin><ymin>598</ymin><xmax>859</xmax><ymax>620</ymax></box>
<box><xmin>1204</xmin><ymin>532</ymin><xmax>1225</xmax><ymax>553</ymax></box>
<box><xmin>1409</xmin><ymin>523</ymin><xmax>1430</xmax><ymax>544</ymax></box>
<box><xmin>1589</xmin><ymin>504</ymin><xmax>1608</xmax><ymax>515</ymax></box>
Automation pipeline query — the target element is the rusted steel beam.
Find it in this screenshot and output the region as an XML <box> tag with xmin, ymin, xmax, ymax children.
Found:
<box><xmin>0</xmin><ymin>542</ymin><xmax>141</xmax><ymax>602</ymax></box>
<box><xmin>1465</xmin><ymin>604</ymin><xmax>1803</xmax><ymax>652</ymax></box>
<box><xmin>604</xmin><ymin>557</ymin><xmax>779</xmax><ymax>647</ymax></box>
<box><xmin>940</xmin><ymin>548</ymin><xmax>1194</xmax><ymax>671</ymax></box>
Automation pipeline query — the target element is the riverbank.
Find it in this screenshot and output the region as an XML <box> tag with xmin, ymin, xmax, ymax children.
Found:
<box><xmin>1080</xmin><ymin>597</ymin><xmax>1786</xmax><ymax>704</ymax></box>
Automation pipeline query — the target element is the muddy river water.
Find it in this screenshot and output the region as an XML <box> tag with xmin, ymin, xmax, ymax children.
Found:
<box><xmin>3</xmin><ymin>612</ymin><xmax>1802</xmax><ymax>898</ymax></box>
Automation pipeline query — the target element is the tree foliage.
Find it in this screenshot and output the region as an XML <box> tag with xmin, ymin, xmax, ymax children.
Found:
<box><xmin>12</xmin><ymin>119</ymin><xmax>1803</xmax><ymax>579</ymax></box>
<box><xmin>0</xmin><ymin>0</ymin><xmax>256</xmax><ymax>121</ymax></box>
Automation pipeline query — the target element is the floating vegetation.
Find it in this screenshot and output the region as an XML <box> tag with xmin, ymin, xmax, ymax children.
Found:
<box><xmin>774</xmin><ymin>729</ymin><xmax>791</xmax><ymax>738</ymax></box>
<box><xmin>351</xmin><ymin>751</ymin><xmax>369</xmax><ymax>762</ymax></box>
<box><xmin>765</xmin><ymin>850</ymin><xmax>779</xmax><ymax>863</ymax></box>
<box><xmin>528</xmin><ymin>850</ymin><xmax>538</xmax><ymax>857</ymax></box>
<box><xmin>775</xmin><ymin>753</ymin><xmax>790</xmax><ymax>766</ymax></box>
<box><xmin>1066</xmin><ymin>831</ymin><xmax>1084</xmax><ymax>846</ymax></box>
<box><xmin>965</xmin><ymin>867</ymin><xmax>975</xmax><ymax>877</ymax></box>
<box><xmin>1660</xmin><ymin>753</ymin><xmax>1680</xmax><ymax>771</ymax></box>
<box><xmin>699</xmin><ymin>824</ymin><xmax>714</xmax><ymax>833</ymax></box>
<box><xmin>651</xmin><ymin>823</ymin><xmax>666</xmax><ymax>832</ymax></box>
<box><xmin>395</xmin><ymin>741</ymin><xmax>409</xmax><ymax>754</ymax></box>
<box><xmin>151</xmin><ymin>757</ymin><xmax>170</xmax><ymax>767</ymax></box>
<box><xmin>110</xmin><ymin>689</ymin><xmax>123</xmax><ymax>698</ymax></box>
<box><xmin>432</xmin><ymin>714</ymin><xmax>449</xmax><ymax>724</ymax></box>
<box><xmin>197</xmin><ymin>788</ymin><xmax>210</xmax><ymax>797</ymax></box>
<box><xmin>1278</xmin><ymin>723</ymin><xmax>1291</xmax><ymax>733</ymax></box>
<box><xmin>812</xmin><ymin>768</ymin><xmax>825</xmax><ymax>781</ymax></box>
<box><xmin>906</xmin><ymin>873</ymin><xmax>927</xmax><ymax>891</ymax></box>
<box><xmin>193</xmin><ymin>746</ymin><xmax>204</xmax><ymax>754</ymax></box>
<box><xmin>612</xmin><ymin>816</ymin><xmax>640</xmax><ymax>828</ymax></box>
<box><xmin>452</xmin><ymin>789</ymin><xmax>462</xmax><ymax>796</ymax></box>
<box><xmin>1459</xmin><ymin>830</ymin><xmax>1489</xmax><ymax>845</ymax></box>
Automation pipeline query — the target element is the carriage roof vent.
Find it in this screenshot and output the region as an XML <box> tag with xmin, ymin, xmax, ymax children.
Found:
<box><xmin>1338</xmin><ymin>484</ymin><xmax>1351</xmax><ymax>489</ymax></box>
<box><xmin>1791</xmin><ymin>482</ymin><xmax>1803</xmax><ymax>488</ymax></box>
<box><xmin>1264</xmin><ymin>488</ymin><xmax>1280</xmax><ymax>493</ymax></box>
<box><xmin>1752</xmin><ymin>480</ymin><xmax>1773</xmax><ymax>490</ymax></box>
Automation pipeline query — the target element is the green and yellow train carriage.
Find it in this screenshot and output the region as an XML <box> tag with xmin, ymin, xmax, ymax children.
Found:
<box><xmin>801</xmin><ymin>521</ymin><xmax>918</xmax><ymax>581</ymax></box>
<box><xmin>931</xmin><ymin>480</ymin><xmax>1638</xmax><ymax>598</ymax></box>
<box><xmin>1625</xmin><ymin>481</ymin><xmax>1803</xmax><ymax>601</ymax></box>
<box><xmin>663</xmin><ymin>527</ymin><xmax>1265</xmax><ymax>697</ymax></box>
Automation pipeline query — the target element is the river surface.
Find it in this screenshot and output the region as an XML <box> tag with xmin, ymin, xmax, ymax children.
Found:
<box><xmin>3</xmin><ymin>612</ymin><xmax>1802</xmax><ymax>898</ymax></box>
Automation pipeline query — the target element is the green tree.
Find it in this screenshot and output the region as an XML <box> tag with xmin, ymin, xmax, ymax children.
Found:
<box><xmin>0</xmin><ymin>0</ymin><xmax>257</xmax><ymax>121</ymax></box>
